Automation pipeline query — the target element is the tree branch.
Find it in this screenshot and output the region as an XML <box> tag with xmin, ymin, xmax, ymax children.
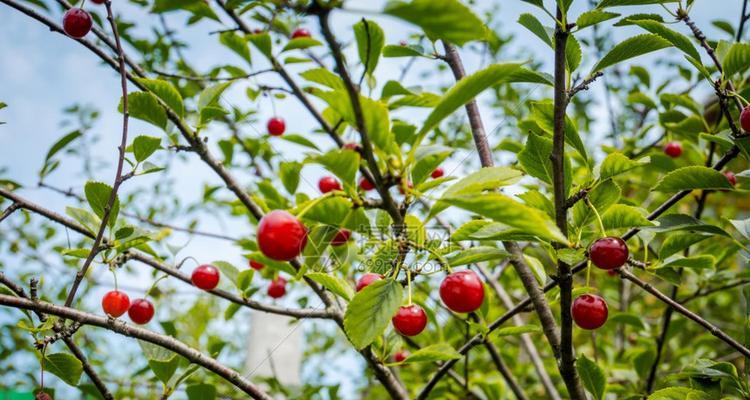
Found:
<box><xmin>0</xmin><ymin>202</ymin><xmax>20</xmax><ymax>224</ymax></box>
<box><xmin>0</xmin><ymin>294</ymin><xmax>272</xmax><ymax>399</ymax></box>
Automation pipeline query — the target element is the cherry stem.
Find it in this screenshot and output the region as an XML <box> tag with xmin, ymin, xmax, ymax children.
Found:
<box><xmin>585</xmin><ymin>197</ymin><xmax>607</xmax><ymax>237</ymax></box>
<box><xmin>407</xmin><ymin>269</ymin><xmax>412</xmax><ymax>306</ymax></box>
<box><xmin>146</xmin><ymin>274</ymin><xmax>168</xmax><ymax>298</ymax></box>
<box><xmin>112</xmin><ymin>269</ymin><xmax>119</xmax><ymax>291</ymax></box>
<box><xmin>585</xmin><ymin>259</ymin><xmax>591</xmax><ymax>288</ymax></box>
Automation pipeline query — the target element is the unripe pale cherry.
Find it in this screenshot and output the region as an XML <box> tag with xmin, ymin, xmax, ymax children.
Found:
<box><xmin>267</xmin><ymin>117</ymin><xmax>286</xmax><ymax>136</ymax></box>
<box><xmin>192</xmin><ymin>264</ymin><xmax>220</xmax><ymax>290</ymax></box>
<box><xmin>589</xmin><ymin>237</ymin><xmax>629</xmax><ymax>270</ymax></box>
<box><xmin>102</xmin><ymin>290</ymin><xmax>130</xmax><ymax>317</ymax></box>
<box><xmin>392</xmin><ymin>304</ymin><xmax>427</xmax><ymax>336</ymax></box>
<box><xmin>128</xmin><ymin>298</ymin><xmax>155</xmax><ymax>325</ymax></box>
<box><xmin>356</xmin><ymin>273</ymin><xmax>382</xmax><ymax>292</ymax></box>
<box><xmin>741</xmin><ymin>105</ymin><xmax>750</xmax><ymax>133</ymax></box>
<box><xmin>257</xmin><ymin>210</ymin><xmax>308</xmax><ymax>261</ymax></box>
<box><xmin>268</xmin><ymin>276</ymin><xmax>287</xmax><ymax>298</ymax></box>
<box><xmin>431</xmin><ymin>167</ymin><xmax>444</xmax><ymax>179</ymax></box>
<box><xmin>571</xmin><ymin>294</ymin><xmax>608</xmax><ymax>330</ymax></box>
<box><xmin>249</xmin><ymin>259</ymin><xmax>265</xmax><ymax>271</ymax></box>
<box><xmin>62</xmin><ymin>8</ymin><xmax>93</xmax><ymax>39</ymax></box>
<box><xmin>663</xmin><ymin>141</ymin><xmax>683</xmax><ymax>158</ymax></box>
<box><xmin>331</xmin><ymin>229</ymin><xmax>351</xmax><ymax>246</ymax></box>
<box><xmin>439</xmin><ymin>270</ymin><xmax>485</xmax><ymax>313</ymax></box>
<box><xmin>318</xmin><ymin>176</ymin><xmax>342</xmax><ymax>193</ymax></box>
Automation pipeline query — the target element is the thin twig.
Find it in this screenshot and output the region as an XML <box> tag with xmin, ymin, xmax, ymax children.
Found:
<box><xmin>0</xmin><ymin>202</ymin><xmax>20</xmax><ymax>224</ymax></box>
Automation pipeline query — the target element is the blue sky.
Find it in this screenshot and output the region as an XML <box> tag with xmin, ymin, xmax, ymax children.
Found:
<box><xmin>0</xmin><ymin>0</ymin><xmax>738</xmax><ymax>397</ymax></box>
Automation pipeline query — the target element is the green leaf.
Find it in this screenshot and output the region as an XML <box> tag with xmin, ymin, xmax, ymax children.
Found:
<box><xmin>596</xmin><ymin>152</ymin><xmax>649</xmax><ymax>180</ymax></box>
<box><xmin>84</xmin><ymin>181</ymin><xmax>119</xmax><ymax>229</ymax></box>
<box><xmin>495</xmin><ymin>324</ymin><xmax>541</xmax><ymax>337</ymax></box>
<box><xmin>576</xmin><ymin>10</ymin><xmax>620</xmax><ymax>29</ymax></box>
<box><xmin>411</xmin><ymin>145</ymin><xmax>452</xmax><ymax>185</ymax></box>
<box><xmin>306</xmin><ymin>272</ymin><xmax>354</xmax><ymax>301</ymax></box>
<box><xmin>601</xmin><ymin>204</ymin><xmax>656</xmax><ymax>230</ymax></box>
<box><xmin>441</xmin><ymin>193</ymin><xmax>567</xmax><ymax>243</ymax></box>
<box><xmin>135</xmin><ymin>78</ymin><xmax>184</xmax><ymax>117</ymax></box>
<box><xmin>312</xmin><ymin>90</ymin><xmax>392</xmax><ymax>150</ymax></box>
<box><xmin>648</xmin><ymin>387</ymin><xmax>711</xmax><ymax>400</ymax></box>
<box><xmin>151</xmin><ymin>0</ymin><xmax>219</xmax><ymax>21</ymax></box>
<box><xmin>186</xmin><ymin>384</ymin><xmax>217</xmax><ymax>400</ymax></box>
<box><xmin>566</xmin><ymin>35</ymin><xmax>582</xmax><ymax>71</ymax></box>
<box><xmin>353</xmin><ymin>19</ymin><xmax>385</xmax><ymax>76</ymax></box>
<box><xmin>597</xmin><ymin>0</ymin><xmax>678</xmax><ymax>7</ymax></box>
<box><xmin>659</xmin><ymin>255</ymin><xmax>716</xmax><ymax>271</ymax></box>
<box><xmin>121</xmin><ymin>92</ymin><xmax>167</xmax><ymax>129</ymax></box>
<box><xmin>529</xmin><ymin>101</ymin><xmax>588</xmax><ymax>163</ymax></box>
<box><xmin>649</xmin><ymin>214</ymin><xmax>729</xmax><ymax>236</ymax></box>
<box><xmin>212</xmin><ymin>261</ymin><xmax>239</xmax><ymax>286</ymax></box>
<box><xmin>382</xmin><ymin>44</ymin><xmax>425</xmax><ymax>58</ymax></box>
<box><xmin>430</xmin><ymin>166</ymin><xmax>523</xmax><ymax>218</ymax></box>
<box><xmin>279</xmin><ymin>161</ymin><xmax>302</xmax><ymax>194</ymax></box>
<box><xmin>652</xmin><ymin>166</ymin><xmax>734</xmax><ymax>192</ymax></box>
<box><xmin>445</xmin><ymin>246</ymin><xmax>508</xmax><ymax>266</ymax></box>
<box><xmin>577</xmin><ymin>354</ymin><xmax>606</xmax><ymax>400</ymax></box>
<box><xmin>236</xmin><ymin>269</ymin><xmax>254</xmax><ymax>292</ymax></box>
<box><xmin>608</xmin><ymin>312</ymin><xmax>647</xmax><ymax>329</ymax></box>
<box><xmin>282</xmin><ymin>37</ymin><xmax>323</xmax><ymax>52</ymax></box>
<box><xmin>572</xmin><ymin>180</ymin><xmax>621</xmax><ymax>229</ymax></box>
<box><xmin>279</xmin><ymin>134</ymin><xmax>321</xmax><ymax>151</ymax></box>
<box><xmin>198</xmin><ymin>82</ymin><xmax>232</xmax><ymax>111</ymax></box>
<box><xmin>300</xmin><ymin>68</ymin><xmax>345</xmax><ymax>90</ymax></box>
<box><xmin>219</xmin><ymin>31</ymin><xmax>251</xmax><ymax>65</ymax></box>
<box><xmin>384</xmin><ymin>0</ymin><xmax>487</xmax><ymax>45</ymax></box>
<box><xmin>723</xmin><ymin>43</ymin><xmax>750</xmax><ymax>77</ymax></box>
<box><xmin>44</xmin><ymin>130</ymin><xmax>81</xmax><ymax>163</ymax></box>
<box><xmin>344</xmin><ymin>279</ymin><xmax>403</xmax><ymax>349</ymax></box>
<box><xmin>148</xmin><ymin>356</ymin><xmax>179</xmax><ymax>384</ymax></box>
<box><xmin>248</xmin><ymin>32</ymin><xmax>272</xmax><ymax>59</ymax></box>
<box><xmin>419</xmin><ymin>64</ymin><xmax>551</xmax><ymax>137</ymax></box>
<box><xmin>132</xmin><ymin>135</ymin><xmax>162</xmax><ymax>163</ymax></box>
<box><xmin>43</xmin><ymin>353</ymin><xmax>83</xmax><ymax>386</ymax></box>
<box><xmin>315</xmin><ymin>149</ymin><xmax>360</xmax><ymax>187</ymax></box>
<box><xmin>518</xmin><ymin>133</ymin><xmax>554</xmax><ymax>184</ymax></box>
<box><xmin>402</xmin><ymin>343</ymin><xmax>461</xmax><ymax>364</ymax></box>
<box><xmin>139</xmin><ymin>340</ymin><xmax>177</xmax><ymax>362</ymax></box>
<box><xmin>518</xmin><ymin>13</ymin><xmax>552</xmax><ymax>46</ymax></box>
<box><xmin>592</xmin><ymin>34</ymin><xmax>672</xmax><ymax>72</ymax></box>
<box><xmin>630</xmin><ymin>19</ymin><xmax>700</xmax><ymax>61</ymax></box>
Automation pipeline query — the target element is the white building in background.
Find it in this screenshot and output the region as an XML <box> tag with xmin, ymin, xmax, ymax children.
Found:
<box><xmin>245</xmin><ymin>311</ymin><xmax>303</xmax><ymax>387</ymax></box>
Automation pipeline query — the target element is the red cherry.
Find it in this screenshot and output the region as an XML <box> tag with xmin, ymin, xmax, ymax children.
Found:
<box><xmin>571</xmin><ymin>294</ymin><xmax>608</xmax><ymax>330</ymax></box>
<box><xmin>318</xmin><ymin>176</ymin><xmax>342</xmax><ymax>193</ymax></box>
<box><xmin>359</xmin><ymin>177</ymin><xmax>375</xmax><ymax>191</ymax></box>
<box><xmin>589</xmin><ymin>237</ymin><xmax>629</xmax><ymax>270</ymax></box>
<box><xmin>258</xmin><ymin>210</ymin><xmax>308</xmax><ymax>261</ymax></box>
<box><xmin>356</xmin><ymin>273</ymin><xmax>383</xmax><ymax>292</ymax></box>
<box><xmin>439</xmin><ymin>270</ymin><xmax>485</xmax><ymax>313</ymax></box>
<box><xmin>663</xmin><ymin>141</ymin><xmax>682</xmax><ymax>158</ymax></box>
<box><xmin>392</xmin><ymin>304</ymin><xmax>427</xmax><ymax>336</ymax></box>
<box><xmin>741</xmin><ymin>106</ymin><xmax>750</xmax><ymax>133</ymax></box>
<box><xmin>331</xmin><ymin>229</ymin><xmax>351</xmax><ymax>247</ymax></box>
<box><xmin>268</xmin><ymin>276</ymin><xmax>287</xmax><ymax>298</ymax></box>
<box><xmin>394</xmin><ymin>350</ymin><xmax>409</xmax><ymax>362</ymax></box>
<box><xmin>62</xmin><ymin>8</ymin><xmax>92</xmax><ymax>39</ymax></box>
<box><xmin>249</xmin><ymin>259</ymin><xmax>265</xmax><ymax>271</ymax></box>
<box><xmin>91</xmin><ymin>0</ymin><xmax>105</xmax><ymax>4</ymax></box>
<box><xmin>102</xmin><ymin>290</ymin><xmax>130</xmax><ymax>317</ymax></box>
<box><xmin>724</xmin><ymin>171</ymin><xmax>737</xmax><ymax>187</ymax></box>
<box><xmin>192</xmin><ymin>264</ymin><xmax>220</xmax><ymax>290</ymax></box>
<box><xmin>128</xmin><ymin>298</ymin><xmax>154</xmax><ymax>325</ymax></box>
<box><xmin>252</xmin><ymin>28</ymin><xmax>265</xmax><ymax>34</ymax></box>
<box><xmin>343</xmin><ymin>142</ymin><xmax>361</xmax><ymax>151</ymax></box>
<box><xmin>291</xmin><ymin>28</ymin><xmax>311</xmax><ymax>39</ymax></box>
<box><xmin>431</xmin><ymin>167</ymin><xmax>444</xmax><ymax>179</ymax></box>
<box><xmin>267</xmin><ymin>117</ymin><xmax>286</xmax><ymax>136</ymax></box>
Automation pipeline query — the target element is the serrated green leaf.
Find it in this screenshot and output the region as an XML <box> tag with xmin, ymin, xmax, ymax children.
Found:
<box><xmin>121</xmin><ymin>92</ymin><xmax>167</xmax><ymax>129</ymax></box>
<box><xmin>573</xmin><ymin>180</ymin><xmax>621</xmax><ymax>229</ymax></box>
<box><xmin>344</xmin><ymin>279</ymin><xmax>403</xmax><ymax>349</ymax></box>
<box><xmin>648</xmin><ymin>387</ymin><xmax>711</xmax><ymax>400</ymax></box>
<box><xmin>84</xmin><ymin>181</ymin><xmax>119</xmax><ymax>229</ymax></box>
<box><xmin>132</xmin><ymin>135</ymin><xmax>162</xmax><ymax>163</ymax></box>
<box><xmin>314</xmin><ymin>149</ymin><xmax>360</xmax><ymax>187</ymax></box>
<box><xmin>648</xmin><ymin>214</ymin><xmax>729</xmax><ymax>236</ymax></box>
<box><xmin>198</xmin><ymin>82</ymin><xmax>232</xmax><ymax>111</ymax></box>
<box><xmin>353</xmin><ymin>19</ymin><xmax>385</xmax><ymax>76</ymax></box>
<box><xmin>602</xmin><ymin>204</ymin><xmax>656</xmax><ymax>229</ymax></box>
<box><xmin>211</xmin><ymin>261</ymin><xmax>238</xmax><ymax>286</ymax></box>
<box><xmin>577</xmin><ymin>354</ymin><xmax>606</xmax><ymax>400</ymax></box>
<box><xmin>430</xmin><ymin>166</ymin><xmax>523</xmax><ymax>218</ymax></box>
<box><xmin>306</xmin><ymin>272</ymin><xmax>354</xmax><ymax>301</ymax></box>
<box><xmin>652</xmin><ymin>166</ymin><xmax>734</xmax><ymax>192</ymax></box>
<box><xmin>219</xmin><ymin>31</ymin><xmax>251</xmax><ymax>65</ymax></box>
<box><xmin>384</xmin><ymin>0</ymin><xmax>487</xmax><ymax>45</ymax></box>
<box><xmin>382</xmin><ymin>44</ymin><xmax>425</xmax><ymax>58</ymax></box>
<box><xmin>135</xmin><ymin>78</ymin><xmax>184</xmax><ymax>117</ymax></box>
<box><xmin>592</xmin><ymin>34</ymin><xmax>672</xmax><ymax>72</ymax></box>
<box><xmin>43</xmin><ymin>353</ymin><xmax>83</xmax><ymax>387</ymax></box>
<box><xmin>518</xmin><ymin>13</ymin><xmax>552</xmax><ymax>46</ymax></box>
<box><xmin>412</xmin><ymin>145</ymin><xmax>452</xmax><ymax>185</ymax></box>
<box><xmin>597</xmin><ymin>0</ymin><xmax>678</xmax><ymax>7</ymax></box>
<box><xmin>723</xmin><ymin>42</ymin><xmax>750</xmax><ymax>77</ymax></box>
<box><xmin>576</xmin><ymin>10</ymin><xmax>620</xmax><ymax>29</ymax></box>
<box><xmin>495</xmin><ymin>324</ymin><xmax>541</xmax><ymax>337</ymax></box>
<box><xmin>300</xmin><ymin>68</ymin><xmax>345</xmax><ymax>90</ymax></box>
<box><xmin>597</xmin><ymin>152</ymin><xmax>649</xmax><ymax>180</ymax></box>
<box><xmin>402</xmin><ymin>343</ymin><xmax>461</xmax><ymax>364</ymax></box>
<box><xmin>282</xmin><ymin>37</ymin><xmax>323</xmax><ymax>52</ymax></box>
<box><xmin>630</xmin><ymin>19</ymin><xmax>700</xmax><ymax>61</ymax></box>
<box><xmin>419</xmin><ymin>64</ymin><xmax>551</xmax><ymax>137</ymax></box>
<box><xmin>186</xmin><ymin>384</ymin><xmax>217</xmax><ymax>400</ymax></box>
<box><xmin>444</xmin><ymin>246</ymin><xmax>508</xmax><ymax>266</ymax></box>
